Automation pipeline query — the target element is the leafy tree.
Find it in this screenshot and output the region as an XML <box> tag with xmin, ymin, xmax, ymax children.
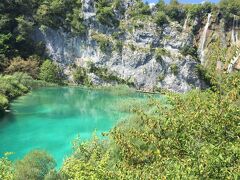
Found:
<box><xmin>128</xmin><ymin>1</ymin><xmax>151</xmax><ymax>19</ymax></box>
<box><xmin>35</xmin><ymin>0</ymin><xmax>65</xmax><ymax>29</ymax></box>
<box><xmin>39</xmin><ymin>60</ymin><xmax>62</xmax><ymax>84</ymax></box>
<box><xmin>156</xmin><ymin>0</ymin><xmax>166</xmax><ymax>11</ymax></box>
<box><xmin>73</xmin><ymin>66</ymin><xmax>90</xmax><ymax>85</ymax></box>
<box><xmin>96</xmin><ymin>0</ymin><xmax>119</xmax><ymax>27</ymax></box>
<box><xmin>6</xmin><ymin>56</ymin><xmax>40</xmax><ymax>79</ymax></box>
<box><xmin>165</xmin><ymin>0</ymin><xmax>185</xmax><ymax>22</ymax></box>
<box><xmin>219</xmin><ymin>0</ymin><xmax>240</xmax><ymax>28</ymax></box>
<box><xmin>14</xmin><ymin>150</ymin><xmax>56</xmax><ymax>180</ymax></box>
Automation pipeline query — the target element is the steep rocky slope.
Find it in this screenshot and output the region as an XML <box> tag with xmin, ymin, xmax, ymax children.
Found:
<box><xmin>33</xmin><ymin>0</ymin><xmax>239</xmax><ymax>92</ymax></box>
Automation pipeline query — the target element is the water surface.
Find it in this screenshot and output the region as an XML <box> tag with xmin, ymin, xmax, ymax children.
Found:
<box><xmin>0</xmin><ymin>87</ymin><xmax>143</xmax><ymax>166</ymax></box>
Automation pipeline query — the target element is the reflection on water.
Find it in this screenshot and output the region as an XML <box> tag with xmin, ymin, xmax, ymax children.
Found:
<box><xmin>0</xmin><ymin>87</ymin><xmax>144</xmax><ymax>166</ymax></box>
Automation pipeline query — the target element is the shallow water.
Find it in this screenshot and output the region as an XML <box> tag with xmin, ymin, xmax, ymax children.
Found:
<box><xmin>0</xmin><ymin>87</ymin><xmax>143</xmax><ymax>166</ymax></box>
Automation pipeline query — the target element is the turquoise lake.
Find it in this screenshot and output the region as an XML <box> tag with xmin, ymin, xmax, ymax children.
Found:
<box><xmin>0</xmin><ymin>87</ymin><xmax>145</xmax><ymax>166</ymax></box>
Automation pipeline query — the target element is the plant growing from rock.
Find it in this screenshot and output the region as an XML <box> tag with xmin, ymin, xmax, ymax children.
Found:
<box><xmin>170</xmin><ymin>64</ymin><xmax>179</xmax><ymax>75</ymax></box>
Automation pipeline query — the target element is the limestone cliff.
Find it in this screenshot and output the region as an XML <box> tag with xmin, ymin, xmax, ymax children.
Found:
<box><xmin>33</xmin><ymin>0</ymin><xmax>240</xmax><ymax>92</ymax></box>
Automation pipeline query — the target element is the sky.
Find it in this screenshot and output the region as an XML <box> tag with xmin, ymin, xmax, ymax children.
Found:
<box><xmin>144</xmin><ymin>0</ymin><xmax>219</xmax><ymax>4</ymax></box>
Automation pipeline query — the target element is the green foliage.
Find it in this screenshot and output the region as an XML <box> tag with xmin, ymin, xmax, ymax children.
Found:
<box><xmin>6</xmin><ymin>56</ymin><xmax>40</xmax><ymax>79</ymax></box>
<box><xmin>92</xmin><ymin>33</ymin><xmax>113</xmax><ymax>52</ymax></box>
<box><xmin>158</xmin><ymin>73</ymin><xmax>165</xmax><ymax>81</ymax></box>
<box><xmin>14</xmin><ymin>150</ymin><xmax>56</xmax><ymax>180</ymax></box>
<box><xmin>0</xmin><ymin>153</ymin><xmax>14</xmax><ymax>180</ymax></box>
<box><xmin>219</xmin><ymin>0</ymin><xmax>240</xmax><ymax>28</ymax></box>
<box><xmin>186</xmin><ymin>2</ymin><xmax>213</xmax><ymax>19</ymax></box>
<box><xmin>96</xmin><ymin>0</ymin><xmax>119</xmax><ymax>27</ymax></box>
<box><xmin>154</xmin><ymin>11</ymin><xmax>168</xmax><ymax>26</ymax></box>
<box><xmin>73</xmin><ymin>66</ymin><xmax>91</xmax><ymax>85</ymax></box>
<box><xmin>0</xmin><ymin>72</ymin><xmax>56</xmax><ymax>112</ymax></box>
<box><xmin>156</xmin><ymin>0</ymin><xmax>166</xmax><ymax>11</ymax></box>
<box><xmin>0</xmin><ymin>75</ymin><xmax>29</xmax><ymax>100</ymax></box>
<box><xmin>0</xmin><ymin>1</ymin><xmax>44</xmax><ymax>59</ymax></box>
<box><xmin>0</xmin><ymin>94</ymin><xmax>8</xmax><ymax>111</ymax></box>
<box><xmin>115</xmin><ymin>40</ymin><xmax>123</xmax><ymax>53</ymax></box>
<box><xmin>89</xmin><ymin>63</ymin><xmax>134</xmax><ymax>86</ymax></box>
<box><xmin>61</xmin><ymin>135</ymin><xmax>113</xmax><ymax>179</ymax></box>
<box><xmin>128</xmin><ymin>0</ymin><xmax>151</xmax><ymax>21</ymax></box>
<box><xmin>58</xmin><ymin>71</ymin><xmax>240</xmax><ymax>179</ymax></box>
<box><xmin>155</xmin><ymin>48</ymin><xmax>169</xmax><ymax>64</ymax></box>
<box><xmin>68</xmin><ymin>8</ymin><xmax>86</xmax><ymax>35</ymax></box>
<box><xmin>39</xmin><ymin>60</ymin><xmax>62</xmax><ymax>84</ymax></box>
<box><xmin>170</xmin><ymin>64</ymin><xmax>179</xmax><ymax>75</ymax></box>
<box><xmin>180</xmin><ymin>45</ymin><xmax>198</xmax><ymax>59</ymax></box>
<box><xmin>129</xmin><ymin>44</ymin><xmax>135</xmax><ymax>51</ymax></box>
<box><xmin>165</xmin><ymin>0</ymin><xmax>185</xmax><ymax>22</ymax></box>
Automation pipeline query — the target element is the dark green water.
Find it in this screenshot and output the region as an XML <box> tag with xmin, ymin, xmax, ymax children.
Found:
<box><xmin>0</xmin><ymin>87</ymin><xmax>143</xmax><ymax>166</ymax></box>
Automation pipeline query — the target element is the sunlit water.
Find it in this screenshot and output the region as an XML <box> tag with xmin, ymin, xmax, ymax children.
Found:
<box><xmin>0</xmin><ymin>87</ymin><xmax>146</xmax><ymax>166</ymax></box>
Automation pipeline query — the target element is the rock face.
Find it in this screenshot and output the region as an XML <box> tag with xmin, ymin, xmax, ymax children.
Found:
<box><xmin>33</xmin><ymin>1</ymin><xmax>211</xmax><ymax>92</ymax></box>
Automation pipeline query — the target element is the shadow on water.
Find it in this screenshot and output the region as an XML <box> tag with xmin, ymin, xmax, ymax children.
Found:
<box><xmin>0</xmin><ymin>110</ymin><xmax>17</xmax><ymax>128</ymax></box>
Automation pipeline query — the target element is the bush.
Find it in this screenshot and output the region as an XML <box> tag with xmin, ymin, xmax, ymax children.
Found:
<box><xmin>0</xmin><ymin>94</ymin><xmax>9</xmax><ymax>111</ymax></box>
<box><xmin>14</xmin><ymin>150</ymin><xmax>56</xmax><ymax>180</ymax></box>
<box><xmin>155</xmin><ymin>11</ymin><xmax>168</xmax><ymax>26</ymax></box>
<box><xmin>59</xmin><ymin>75</ymin><xmax>240</xmax><ymax>178</ymax></box>
<box><xmin>73</xmin><ymin>66</ymin><xmax>90</xmax><ymax>85</ymax></box>
<box><xmin>0</xmin><ymin>75</ymin><xmax>29</xmax><ymax>99</ymax></box>
<box><xmin>0</xmin><ymin>153</ymin><xmax>14</xmax><ymax>180</ymax></box>
<box><xmin>165</xmin><ymin>0</ymin><xmax>185</xmax><ymax>22</ymax></box>
<box><xmin>129</xmin><ymin>1</ymin><xmax>151</xmax><ymax>19</ymax></box>
<box><xmin>170</xmin><ymin>64</ymin><xmax>179</xmax><ymax>75</ymax></box>
<box><xmin>219</xmin><ymin>0</ymin><xmax>240</xmax><ymax>28</ymax></box>
<box><xmin>96</xmin><ymin>1</ymin><xmax>119</xmax><ymax>27</ymax></box>
<box><xmin>180</xmin><ymin>45</ymin><xmax>198</xmax><ymax>59</ymax></box>
<box><xmin>92</xmin><ymin>33</ymin><xmax>112</xmax><ymax>52</ymax></box>
<box><xmin>186</xmin><ymin>2</ymin><xmax>213</xmax><ymax>19</ymax></box>
<box><xmin>39</xmin><ymin>60</ymin><xmax>62</xmax><ymax>84</ymax></box>
<box><xmin>115</xmin><ymin>40</ymin><xmax>123</xmax><ymax>53</ymax></box>
<box><xmin>6</xmin><ymin>56</ymin><xmax>40</xmax><ymax>79</ymax></box>
<box><xmin>155</xmin><ymin>48</ymin><xmax>169</xmax><ymax>64</ymax></box>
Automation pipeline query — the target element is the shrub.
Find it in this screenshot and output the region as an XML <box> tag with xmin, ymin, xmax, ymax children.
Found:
<box><xmin>155</xmin><ymin>48</ymin><xmax>169</xmax><ymax>63</ymax></box>
<box><xmin>170</xmin><ymin>64</ymin><xmax>179</xmax><ymax>75</ymax></box>
<box><xmin>6</xmin><ymin>56</ymin><xmax>40</xmax><ymax>79</ymax></box>
<box><xmin>180</xmin><ymin>45</ymin><xmax>198</xmax><ymax>59</ymax></box>
<box><xmin>73</xmin><ymin>66</ymin><xmax>91</xmax><ymax>85</ymax></box>
<box><xmin>219</xmin><ymin>0</ymin><xmax>240</xmax><ymax>28</ymax></box>
<box><xmin>165</xmin><ymin>0</ymin><xmax>185</xmax><ymax>22</ymax></box>
<box><xmin>39</xmin><ymin>60</ymin><xmax>62</xmax><ymax>84</ymax></box>
<box><xmin>0</xmin><ymin>153</ymin><xmax>14</xmax><ymax>180</ymax></box>
<box><xmin>92</xmin><ymin>33</ymin><xmax>112</xmax><ymax>52</ymax></box>
<box><xmin>0</xmin><ymin>75</ymin><xmax>29</xmax><ymax>99</ymax></box>
<box><xmin>0</xmin><ymin>94</ymin><xmax>9</xmax><ymax>111</ymax></box>
<box><xmin>115</xmin><ymin>40</ymin><xmax>123</xmax><ymax>53</ymax></box>
<box><xmin>129</xmin><ymin>1</ymin><xmax>151</xmax><ymax>19</ymax></box>
<box><xmin>96</xmin><ymin>1</ymin><xmax>119</xmax><ymax>27</ymax></box>
<box><xmin>14</xmin><ymin>150</ymin><xmax>56</xmax><ymax>180</ymax></box>
<box><xmin>186</xmin><ymin>2</ymin><xmax>213</xmax><ymax>19</ymax></box>
<box><xmin>158</xmin><ymin>74</ymin><xmax>165</xmax><ymax>81</ymax></box>
<box><xmin>129</xmin><ymin>44</ymin><xmax>135</xmax><ymax>51</ymax></box>
<box><xmin>60</xmin><ymin>76</ymin><xmax>240</xmax><ymax>178</ymax></box>
<box><xmin>69</xmin><ymin>8</ymin><xmax>86</xmax><ymax>35</ymax></box>
<box><xmin>155</xmin><ymin>11</ymin><xmax>168</xmax><ymax>26</ymax></box>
